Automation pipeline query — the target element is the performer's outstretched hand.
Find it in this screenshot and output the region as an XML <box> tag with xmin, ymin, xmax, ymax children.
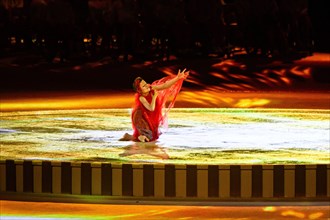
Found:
<box><xmin>177</xmin><ymin>68</ymin><xmax>189</xmax><ymax>80</ymax></box>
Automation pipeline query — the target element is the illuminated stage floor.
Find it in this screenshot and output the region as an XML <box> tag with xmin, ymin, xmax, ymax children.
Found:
<box><xmin>1</xmin><ymin>200</ymin><xmax>329</xmax><ymax>220</ymax></box>
<box><xmin>1</xmin><ymin>108</ymin><xmax>329</xmax><ymax>164</ymax></box>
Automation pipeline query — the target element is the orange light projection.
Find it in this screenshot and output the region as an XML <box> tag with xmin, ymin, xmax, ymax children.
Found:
<box><xmin>1</xmin><ymin>90</ymin><xmax>329</xmax><ymax>111</ymax></box>
<box><xmin>1</xmin><ymin>200</ymin><xmax>328</xmax><ymax>220</ymax></box>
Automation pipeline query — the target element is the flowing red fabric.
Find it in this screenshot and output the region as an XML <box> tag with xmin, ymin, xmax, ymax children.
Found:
<box><xmin>131</xmin><ymin>76</ymin><xmax>184</xmax><ymax>141</ymax></box>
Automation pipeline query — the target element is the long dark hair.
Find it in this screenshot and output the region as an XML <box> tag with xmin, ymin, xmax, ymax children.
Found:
<box><xmin>133</xmin><ymin>77</ymin><xmax>143</xmax><ymax>93</ymax></box>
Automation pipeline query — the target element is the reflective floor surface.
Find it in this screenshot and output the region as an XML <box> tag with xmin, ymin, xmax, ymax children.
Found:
<box><xmin>1</xmin><ymin>200</ymin><xmax>329</xmax><ymax>220</ymax></box>
<box><xmin>1</xmin><ymin>108</ymin><xmax>329</xmax><ymax>164</ymax></box>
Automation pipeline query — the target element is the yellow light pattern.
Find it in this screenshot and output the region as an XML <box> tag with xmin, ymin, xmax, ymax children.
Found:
<box><xmin>1</xmin><ymin>108</ymin><xmax>329</xmax><ymax>164</ymax></box>
<box><xmin>281</xmin><ymin>210</ymin><xmax>306</xmax><ymax>218</ymax></box>
<box><xmin>263</xmin><ymin>206</ymin><xmax>276</xmax><ymax>212</ymax></box>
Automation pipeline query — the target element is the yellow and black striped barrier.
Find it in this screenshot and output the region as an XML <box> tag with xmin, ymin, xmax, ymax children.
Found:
<box><xmin>1</xmin><ymin>160</ymin><xmax>329</xmax><ymax>200</ymax></box>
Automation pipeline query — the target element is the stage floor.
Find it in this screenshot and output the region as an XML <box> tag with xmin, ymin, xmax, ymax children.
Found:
<box><xmin>1</xmin><ymin>199</ymin><xmax>329</xmax><ymax>220</ymax></box>
<box><xmin>1</xmin><ymin>108</ymin><xmax>329</xmax><ymax>165</ymax></box>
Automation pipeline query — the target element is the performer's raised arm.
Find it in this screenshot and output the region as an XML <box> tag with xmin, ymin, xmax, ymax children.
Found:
<box><xmin>152</xmin><ymin>69</ymin><xmax>189</xmax><ymax>91</ymax></box>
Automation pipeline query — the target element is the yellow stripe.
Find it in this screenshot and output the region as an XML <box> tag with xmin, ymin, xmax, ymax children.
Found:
<box><xmin>52</xmin><ymin>162</ymin><xmax>61</xmax><ymax>194</ymax></box>
<box><xmin>305</xmin><ymin>165</ymin><xmax>316</xmax><ymax>197</ymax></box>
<box><xmin>241</xmin><ymin>166</ymin><xmax>252</xmax><ymax>198</ymax></box>
<box><xmin>92</xmin><ymin>163</ymin><xmax>102</xmax><ymax>195</ymax></box>
<box><xmin>175</xmin><ymin>165</ymin><xmax>186</xmax><ymax>198</ymax></box>
<box><xmin>197</xmin><ymin>165</ymin><xmax>208</xmax><ymax>198</ymax></box>
<box><xmin>16</xmin><ymin>162</ymin><xmax>23</xmax><ymax>193</ymax></box>
<box><xmin>219</xmin><ymin>165</ymin><xmax>230</xmax><ymax>198</ymax></box>
<box><xmin>262</xmin><ymin>165</ymin><xmax>273</xmax><ymax>198</ymax></box>
<box><xmin>71</xmin><ymin>163</ymin><xmax>81</xmax><ymax>195</ymax></box>
<box><xmin>284</xmin><ymin>165</ymin><xmax>295</xmax><ymax>198</ymax></box>
<box><xmin>0</xmin><ymin>162</ymin><xmax>6</xmax><ymax>192</ymax></box>
<box><xmin>112</xmin><ymin>164</ymin><xmax>122</xmax><ymax>196</ymax></box>
<box><xmin>154</xmin><ymin>164</ymin><xmax>165</xmax><ymax>197</ymax></box>
<box><xmin>33</xmin><ymin>161</ymin><xmax>42</xmax><ymax>193</ymax></box>
<box><xmin>132</xmin><ymin>164</ymin><xmax>143</xmax><ymax>197</ymax></box>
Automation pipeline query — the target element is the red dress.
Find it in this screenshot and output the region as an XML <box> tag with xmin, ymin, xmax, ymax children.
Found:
<box><xmin>131</xmin><ymin>76</ymin><xmax>184</xmax><ymax>141</ymax></box>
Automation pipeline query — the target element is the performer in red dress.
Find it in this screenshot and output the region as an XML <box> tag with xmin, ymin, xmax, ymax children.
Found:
<box><xmin>120</xmin><ymin>69</ymin><xmax>189</xmax><ymax>142</ymax></box>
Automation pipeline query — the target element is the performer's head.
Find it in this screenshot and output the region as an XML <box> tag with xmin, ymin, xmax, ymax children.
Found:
<box><xmin>133</xmin><ymin>77</ymin><xmax>150</xmax><ymax>94</ymax></box>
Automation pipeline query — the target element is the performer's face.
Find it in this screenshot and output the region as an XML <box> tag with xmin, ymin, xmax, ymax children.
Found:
<box><xmin>139</xmin><ymin>80</ymin><xmax>150</xmax><ymax>94</ymax></box>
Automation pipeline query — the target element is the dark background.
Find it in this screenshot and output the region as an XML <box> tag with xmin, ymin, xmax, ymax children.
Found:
<box><xmin>0</xmin><ymin>0</ymin><xmax>329</xmax><ymax>92</ymax></box>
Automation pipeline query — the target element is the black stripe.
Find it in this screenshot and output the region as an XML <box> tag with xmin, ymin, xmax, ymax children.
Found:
<box><xmin>252</xmin><ymin>165</ymin><xmax>262</xmax><ymax>197</ymax></box>
<box><xmin>61</xmin><ymin>162</ymin><xmax>72</xmax><ymax>194</ymax></box>
<box><xmin>42</xmin><ymin>161</ymin><xmax>52</xmax><ymax>193</ymax></box>
<box><xmin>230</xmin><ymin>165</ymin><xmax>241</xmax><ymax>197</ymax></box>
<box><xmin>295</xmin><ymin>165</ymin><xmax>306</xmax><ymax>197</ymax></box>
<box><xmin>122</xmin><ymin>164</ymin><xmax>133</xmax><ymax>196</ymax></box>
<box><xmin>273</xmin><ymin>165</ymin><xmax>284</xmax><ymax>197</ymax></box>
<box><xmin>81</xmin><ymin>163</ymin><xmax>91</xmax><ymax>195</ymax></box>
<box><xmin>208</xmin><ymin>165</ymin><xmax>219</xmax><ymax>197</ymax></box>
<box><xmin>316</xmin><ymin>165</ymin><xmax>327</xmax><ymax>197</ymax></box>
<box><xmin>143</xmin><ymin>165</ymin><xmax>154</xmax><ymax>196</ymax></box>
<box><xmin>6</xmin><ymin>160</ymin><xmax>16</xmax><ymax>192</ymax></box>
<box><xmin>165</xmin><ymin>164</ymin><xmax>175</xmax><ymax>197</ymax></box>
<box><xmin>23</xmin><ymin>161</ymin><xmax>33</xmax><ymax>192</ymax></box>
<box><xmin>101</xmin><ymin>163</ymin><xmax>112</xmax><ymax>195</ymax></box>
<box><xmin>186</xmin><ymin>165</ymin><xmax>197</xmax><ymax>197</ymax></box>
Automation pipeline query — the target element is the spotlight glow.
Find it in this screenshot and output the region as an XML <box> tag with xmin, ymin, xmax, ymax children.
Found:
<box><xmin>1</xmin><ymin>108</ymin><xmax>329</xmax><ymax>164</ymax></box>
